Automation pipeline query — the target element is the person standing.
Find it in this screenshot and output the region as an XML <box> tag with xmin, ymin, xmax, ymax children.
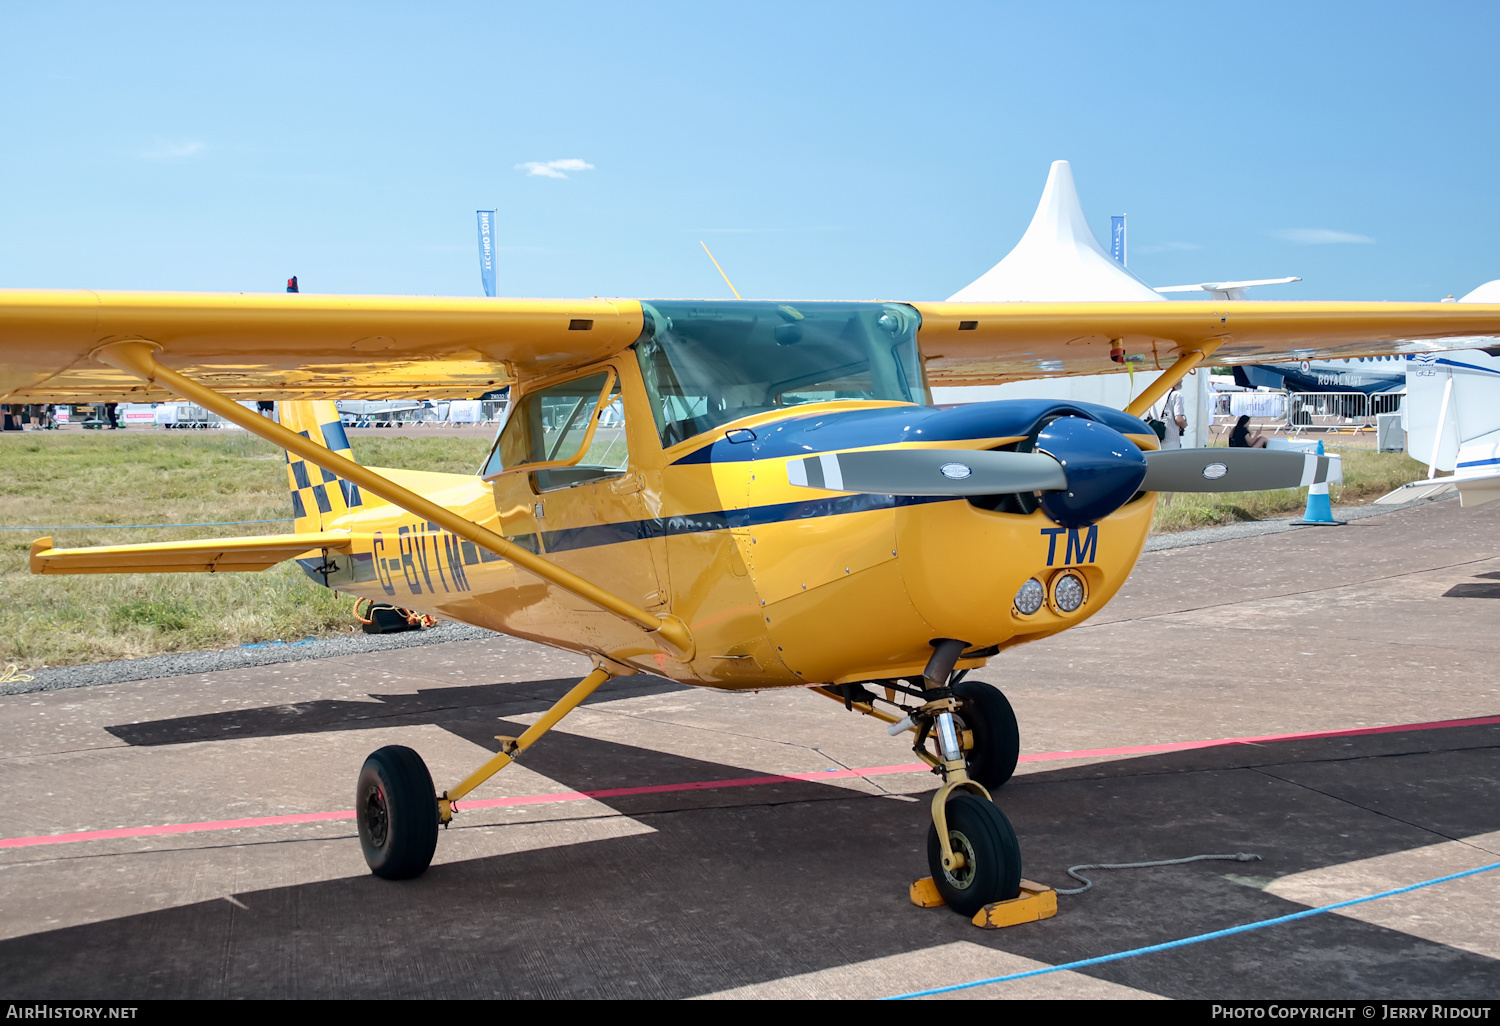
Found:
<box><xmin>1158</xmin><ymin>385</ymin><xmax>1187</xmax><ymax>450</ymax></box>
<box><xmin>1156</xmin><ymin>385</ymin><xmax>1187</xmax><ymax>506</ymax></box>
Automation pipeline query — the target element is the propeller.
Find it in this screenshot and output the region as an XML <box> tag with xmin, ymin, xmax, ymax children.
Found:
<box><xmin>1141</xmin><ymin>448</ymin><xmax>1330</xmax><ymax>493</ymax></box>
<box><xmin>785</xmin><ymin>418</ymin><xmax>1331</xmax><ymax>529</ymax></box>
<box><xmin>786</xmin><ymin>448</ymin><xmax>1066</xmax><ymax>496</ymax></box>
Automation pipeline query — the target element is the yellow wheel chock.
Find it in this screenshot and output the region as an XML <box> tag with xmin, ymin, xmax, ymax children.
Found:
<box><xmin>910</xmin><ymin>876</ymin><xmax>1059</xmax><ymax>928</ymax></box>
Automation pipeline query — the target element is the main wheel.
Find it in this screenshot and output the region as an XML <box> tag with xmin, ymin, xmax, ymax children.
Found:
<box><xmin>925</xmin><ymin>793</ymin><xmax>1022</xmax><ymax>916</ymax></box>
<box><xmin>953</xmin><ymin>681</ymin><xmax>1020</xmax><ymax>789</ymax></box>
<box><xmin>356</xmin><ymin>745</ymin><xmax>439</xmax><ymax>880</ymax></box>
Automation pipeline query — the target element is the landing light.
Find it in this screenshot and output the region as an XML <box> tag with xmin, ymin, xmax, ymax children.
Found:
<box><xmin>1015</xmin><ymin>578</ymin><xmax>1045</xmax><ymax>615</ymax></box>
<box><xmin>1052</xmin><ymin>572</ymin><xmax>1085</xmax><ymax>614</ymax></box>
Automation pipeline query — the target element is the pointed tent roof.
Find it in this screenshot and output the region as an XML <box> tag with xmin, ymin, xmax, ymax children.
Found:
<box><xmin>948</xmin><ymin>160</ymin><xmax>1166</xmax><ymax>303</ymax></box>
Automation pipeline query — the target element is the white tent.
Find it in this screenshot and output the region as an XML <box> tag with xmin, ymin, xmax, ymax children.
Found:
<box><xmin>947</xmin><ymin>160</ymin><xmax>1165</xmax><ymax>304</ymax></box>
<box><xmin>934</xmin><ymin>160</ymin><xmax>1209</xmax><ymax>435</ymax></box>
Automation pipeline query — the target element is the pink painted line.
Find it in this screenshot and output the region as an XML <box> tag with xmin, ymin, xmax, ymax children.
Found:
<box><xmin>3</xmin><ymin>714</ymin><xmax>1496</xmax><ymax>851</ymax></box>
<box><xmin>0</xmin><ymin>810</ymin><xmax>355</xmax><ymax>849</ymax></box>
<box><xmin>1014</xmin><ymin>713</ymin><xmax>1500</xmax><ymax>764</ymax></box>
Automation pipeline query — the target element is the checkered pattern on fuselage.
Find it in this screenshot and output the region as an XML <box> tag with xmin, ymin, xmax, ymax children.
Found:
<box><xmin>279</xmin><ymin>402</ymin><xmax>363</xmax><ymax>532</ymax></box>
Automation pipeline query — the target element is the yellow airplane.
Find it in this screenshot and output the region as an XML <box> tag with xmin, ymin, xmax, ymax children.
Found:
<box><xmin>6</xmin><ymin>290</ymin><xmax>1500</xmax><ymax>916</ymax></box>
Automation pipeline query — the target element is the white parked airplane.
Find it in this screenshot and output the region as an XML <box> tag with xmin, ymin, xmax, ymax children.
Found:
<box><xmin>1377</xmin><ymin>280</ymin><xmax>1500</xmax><ymax>508</ymax></box>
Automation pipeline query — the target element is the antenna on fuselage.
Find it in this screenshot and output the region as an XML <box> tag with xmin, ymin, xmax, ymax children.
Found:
<box><xmin>700</xmin><ymin>241</ymin><xmax>742</xmax><ymax>299</ymax></box>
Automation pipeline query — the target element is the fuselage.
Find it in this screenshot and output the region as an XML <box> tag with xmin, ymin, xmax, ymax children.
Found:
<box><xmin>305</xmin><ymin>391</ymin><xmax>1159</xmax><ymax>691</ymax></box>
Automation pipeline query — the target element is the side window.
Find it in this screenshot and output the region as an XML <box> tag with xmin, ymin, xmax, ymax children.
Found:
<box><xmin>481</xmin><ymin>372</ymin><xmax>629</xmax><ymax>490</ymax></box>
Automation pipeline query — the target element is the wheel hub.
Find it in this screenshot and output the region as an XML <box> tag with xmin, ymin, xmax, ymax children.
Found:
<box><xmin>363</xmin><ymin>784</ymin><xmax>389</xmax><ymax>848</ymax></box>
<box><xmin>942</xmin><ymin>829</ymin><xmax>978</xmax><ymax>890</ymax></box>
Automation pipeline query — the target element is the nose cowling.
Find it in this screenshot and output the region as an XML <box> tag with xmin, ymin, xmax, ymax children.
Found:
<box><xmin>1034</xmin><ymin>416</ymin><xmax>1148</xmax><ymax>528</ymax></box>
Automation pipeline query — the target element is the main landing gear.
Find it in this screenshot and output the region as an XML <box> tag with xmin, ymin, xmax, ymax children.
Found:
<box><xmin>354</xmin><ymin>665</ymin><xmax>617</xmax><ymax>881</ymax></box>
<box><xmin>814</xmin><ymin>640</ymin><xmax>1023</xmax><ymax>916</ymax></box>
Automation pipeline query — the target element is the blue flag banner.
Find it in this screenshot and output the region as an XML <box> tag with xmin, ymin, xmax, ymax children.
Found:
<box><xmin>1110</xmin><ymin>215</ymin><xmax>1126</xmax><ymax>266</ymax></box>
<box><xmin>476</xmin><ymin>210</ymin><xmax>497</xmax><ymax>297</ymax></box>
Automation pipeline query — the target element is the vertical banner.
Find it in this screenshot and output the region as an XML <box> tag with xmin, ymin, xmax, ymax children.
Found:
<box><xmin>476</xmin><ymin>210</ymin><xmax>497</xmax><ymax>297</ymax></box>
<box><xmin>1110</xmin><ymin>215</ymin><xmax>1127</xmax><ymax>266</ymax></box>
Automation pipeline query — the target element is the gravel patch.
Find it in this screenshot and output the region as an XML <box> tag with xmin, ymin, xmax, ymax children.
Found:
<box><xmin>1</xmin><ymin>494</ymin><xmax>1452</xmax><ymax>696</ymax></box>
<box><xmin>1</xmin><ymin>621</ymin><xmax>499</xmax><ymax>696</ymax></box>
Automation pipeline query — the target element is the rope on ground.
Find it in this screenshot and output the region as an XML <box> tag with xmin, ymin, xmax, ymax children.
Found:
<box><xmin>886</xmin><ymin>859</ymin><xmax>1500</xmax><ymax>1000</ymax></box>
<box><xmin>1057</xmin><ymin>852</ymin><xmax>1262</xmax><ymax>895</ymax></box>
<box><xmin>0</xmin><ymin>519</ymin><xmax>296</xmax><ymax>531</ymax></box>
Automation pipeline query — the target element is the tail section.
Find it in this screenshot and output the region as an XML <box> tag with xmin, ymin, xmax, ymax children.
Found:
<box><xmin>277</xmin><ymin>401</ymin><xmax>365</xmax><ymax>531</ymax></box>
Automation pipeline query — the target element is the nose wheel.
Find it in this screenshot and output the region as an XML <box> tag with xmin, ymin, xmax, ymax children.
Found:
<box><xmin>927</xmin><ymin>792</ymin><xmax>1022</xmax><ymax>915</ymax></box>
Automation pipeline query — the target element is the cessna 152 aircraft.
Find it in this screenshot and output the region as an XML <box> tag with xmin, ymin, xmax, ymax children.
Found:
<box><xmin>5</xmin><ymin>288</ymin><xmax>1500</xmax><ymax>916</ymax></box>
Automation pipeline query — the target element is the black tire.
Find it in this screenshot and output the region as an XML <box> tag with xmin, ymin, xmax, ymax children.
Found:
<box><xmin>953</xmin><ymin>680</ymin><xmax>1020</xmax><ymax>789</ymax></box>
<box><xmin>356</xmin><ymin>745</ymin><xmax>439</xmax><ymax>880</ymax></box>
<box><xmin>925</xmin><ymin>793</ymin><xmax>1022</xmax><ymax>916</ymax></box>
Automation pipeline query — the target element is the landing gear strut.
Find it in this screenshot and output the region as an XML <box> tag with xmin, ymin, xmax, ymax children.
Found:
<box><xmin>814</xmin><ymin>639</ymin><xmax>1024</xmax><ymax>915</ymax></box>
<box><xmin>355</xmin><ymin>664</ymin><xmax>616</xmax><ymax>880</ymax></box>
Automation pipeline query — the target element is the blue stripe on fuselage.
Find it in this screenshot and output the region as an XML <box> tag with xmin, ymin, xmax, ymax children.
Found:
<box><xmin>539</xmin><ymin>492</ymin><xmax>952</xmax><ymax>554</ymax></box>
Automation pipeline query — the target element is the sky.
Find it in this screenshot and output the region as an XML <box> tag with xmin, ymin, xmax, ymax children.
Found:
<box><xmin>2</xmin><ymin>2</ymin><xmax>1497</xmax><ymax>303</ymax></box>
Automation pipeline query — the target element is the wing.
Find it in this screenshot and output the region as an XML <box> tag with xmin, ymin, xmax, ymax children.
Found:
<box><xmin>0</xmin><ymin>291</ymin><xmax>643</xmax><ymax>401</ymax></box>
<box><xmin>4</xmin><ymin>290</ymin><xmax>1500</xmax><ymax>400</ymax></box>
<box><xmin>913</xmin><ymin>300</ymin><xmax>1500</xmax><ymax>385</ymax></box>
<box><xmin>29</xmin><ymin>532</ymin><xmax>352</xmax><ymax>574</ymax></box>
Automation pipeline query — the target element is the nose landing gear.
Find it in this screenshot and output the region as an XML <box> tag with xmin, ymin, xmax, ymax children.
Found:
<box><xmin>814</xmin><ymin>639</ymin><xmax>1025</xmax><ymax>916</ymax></box>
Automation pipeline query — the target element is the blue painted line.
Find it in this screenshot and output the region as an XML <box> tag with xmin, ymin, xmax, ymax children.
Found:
<box><xmin>886</xmin><ymin>860</ymin><xmax>1500</xmax><ymax>1000</ymax></box>
<box><xmin>0</xmin><ymin>519</ymin><xmax>296</xmax><ymax>531</ymax></box>
<box><xmin>241</xmin><ymin>638</ymin><xmax>316</xmax><ymax>650</ymax></box>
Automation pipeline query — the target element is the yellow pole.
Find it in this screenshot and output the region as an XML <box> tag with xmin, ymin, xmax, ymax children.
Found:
<box><xmin>444</xmin><ymin>665</ymin><xmax>614</xmax><ymax>809</ymax></box>
<box><xmin>92</xmin><ymin>341</ymin><xmax>694</xmax><ymax>659</ymax></box>
<box><xmin>700</xmin><ymin>242</ymin><xmax>742</xmax><ymax>299</ymax></box>
<box><xmin>1124</xmin><ymin>341</ymin><xmax>1223</xmax><ymax>419</ymax></box>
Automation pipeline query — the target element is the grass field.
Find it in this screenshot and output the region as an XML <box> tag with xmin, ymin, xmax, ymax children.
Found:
<box><xmin>0</xmin><ymin>429</ymin><xmax>1428</xmax><ymax>669</ymax></box>
<box><xmin>0</xmin><ymin>430</ymin><xmax>491</xmax><ymax>669</ymax></box>
<box><xmin>1150</xmin><ymin>442</ymin><xmax>1427</xmax><ymax>532</ymax></box>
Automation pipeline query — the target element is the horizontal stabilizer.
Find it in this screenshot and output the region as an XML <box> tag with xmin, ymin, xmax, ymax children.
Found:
<box><xmin>786</xmin><ymin>448</ymin><xmax>1067</xmax><ymax>496</ymax></box>
<box><xmin>1140</xmin><ymin>448</ymin><xmax>1329</xmax><ymax>493</ymax></box>
<box><xmin>1373</xmin><ymin>470</ymin><xmax>1500</xmax><ymax>508</ymax></box>
<box><xmin>30</xmin><ymin>531</ymin><xmax>352</xmax><ymax>575</ymax></box>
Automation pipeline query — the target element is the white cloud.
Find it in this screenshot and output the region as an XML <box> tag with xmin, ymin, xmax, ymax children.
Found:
<box><xmin>515</xmin><ymin>158</ymin><xmax>595</xmax><ymax>179</ymax></box>
<box><xmin>1136</xmin><ymin>241</ymin><xmax>1202</xmax><ymax>255</ymax></box>
<box><xmin>140</xmin><ymin>140</ymin><xmax>205</xmax><ymax>160</ymax></box>
<box><xmin>1273</xmin><ymin>228</ymin><xmax>1374</xmax><ymax>245</ymax></box>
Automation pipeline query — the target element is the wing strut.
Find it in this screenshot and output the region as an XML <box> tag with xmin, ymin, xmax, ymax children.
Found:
<box><xmin>1123</xmin><ymin>340</ymin><xmax>1223</xmax><ymax>419</ymax></box>
<box><xmin>92</xmin><ymin>340</ymin><xmax>695</xmax><ymax>661</ymax></box>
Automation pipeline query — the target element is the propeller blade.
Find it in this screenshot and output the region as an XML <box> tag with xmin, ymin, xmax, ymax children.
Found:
<box><xmin>786</xmin><ymin>448</ymin><xmax>1067</xmax><ymax>496</ymax></box>
<box><xmin>1141</xmin><ymin>448</ymin><xmax>1330</xmax><ymax>493</ymax></box>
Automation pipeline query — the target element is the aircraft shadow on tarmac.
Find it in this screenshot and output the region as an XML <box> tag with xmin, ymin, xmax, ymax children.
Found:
<box><xmin>1441</xmin><ymin>568</ymin><xmax>1500</xmax><ymax>598</ymax></box>
<box><xmin>3</xmin><ymin>679</ymin><xmax>1490</xmax><ymax>999</ymax></box>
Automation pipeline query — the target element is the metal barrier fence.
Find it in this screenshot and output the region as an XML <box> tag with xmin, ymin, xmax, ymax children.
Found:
<box><xmin>1211</xmin><ymin>389</ymin><xmax>1403</xmax><ymax>439</ymax></box>
<box><xmin>1287</xmin><ymin>391</ymin><xmax>1401</xmax><ymax>431</ymax></box>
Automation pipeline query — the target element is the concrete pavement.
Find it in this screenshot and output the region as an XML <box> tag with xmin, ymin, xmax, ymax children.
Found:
<box><xmin>0</xmin><ymin>497</ymin><xmax>1496</xmax><ymax>999</ymax></box>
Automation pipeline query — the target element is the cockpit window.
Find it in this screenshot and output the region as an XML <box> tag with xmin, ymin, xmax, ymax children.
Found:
<box><xmin>634</xmin><ymin>301</ymin><xmax>927</xmax><ymax>447</ymax></box>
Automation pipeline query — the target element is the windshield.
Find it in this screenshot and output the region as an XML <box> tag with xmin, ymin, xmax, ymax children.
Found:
<box><xmin>634</xmin><ymin>300</ymin><xmax>927</xmax><ymax>446</ymax></box>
